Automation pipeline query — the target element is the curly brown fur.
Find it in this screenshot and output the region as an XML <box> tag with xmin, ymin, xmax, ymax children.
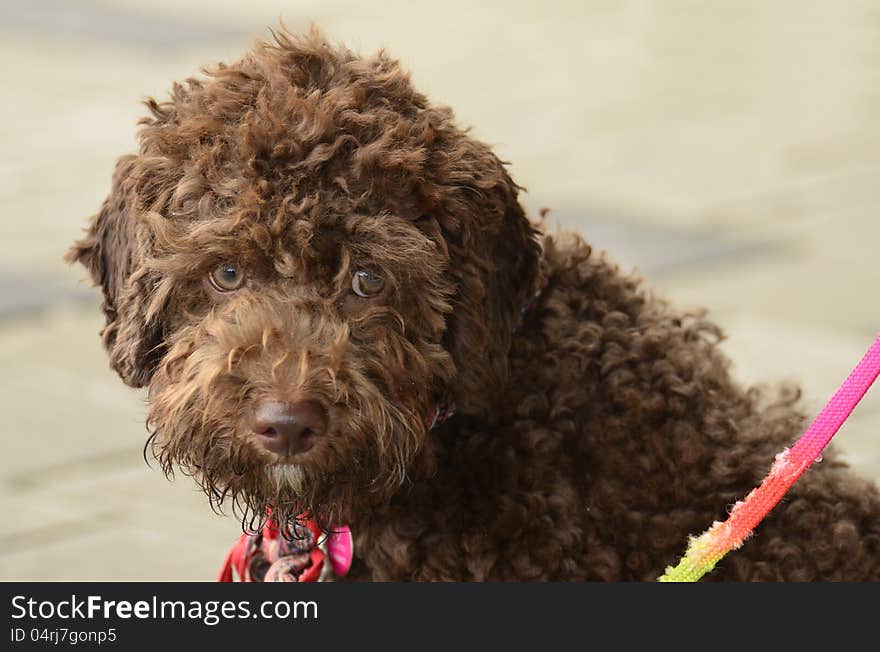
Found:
<box><xmin>68</xmin><ymin>28</ymin><xmax>880</xmax><ymax>580</ymax></box>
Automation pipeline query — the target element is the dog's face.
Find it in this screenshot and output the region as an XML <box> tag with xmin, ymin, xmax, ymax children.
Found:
<box><xmin>68</xmin><ymin>31</ymin><xmax>540</xmax><ymax>527</ymax></box>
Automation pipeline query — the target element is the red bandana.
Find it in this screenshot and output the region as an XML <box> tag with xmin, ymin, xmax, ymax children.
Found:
<box><xmin>218</xmin><ymin>517</ymin><xmax>352</xmax><ymax>582</ymax></box>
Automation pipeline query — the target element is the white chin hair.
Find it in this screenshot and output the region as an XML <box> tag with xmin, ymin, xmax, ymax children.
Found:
<box><xmin>266</xmin><ymin>464</ymin><xmax>306</xmax><ymax>492</ymax></box>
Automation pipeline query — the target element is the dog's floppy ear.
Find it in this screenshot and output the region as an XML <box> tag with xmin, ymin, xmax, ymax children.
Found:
<box><xmin>66</xmin><ymin>156</ymin><xmax>164</xmax><ymax>387</ymax></box>
<box><xmin>442</xmin><ymin>156</ymin><xmax>542</xmax><ymax>418</ymax></box>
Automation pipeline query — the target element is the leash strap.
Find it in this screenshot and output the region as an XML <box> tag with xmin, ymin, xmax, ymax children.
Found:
<box><xmin>659</xmin><ymin>332</ymin><xmax>880</xmax><ymax>582</ymax></box>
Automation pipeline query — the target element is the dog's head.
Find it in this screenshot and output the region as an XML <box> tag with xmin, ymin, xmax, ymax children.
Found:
<box><xmin>67</xmin><ymin>29</ymin><xmax>541</xmax><ymax>527</ymax></box>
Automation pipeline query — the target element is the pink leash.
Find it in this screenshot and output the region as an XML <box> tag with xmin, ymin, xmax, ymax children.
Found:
<box><xmin>660</xmin><ymin>332</ymin><xmax>880</xmax><ymax>581</ymax></box>
<box><xmin>789</xmin><ymin>333</ymin><xmax>880</xmax><ymax>462</ymax></box>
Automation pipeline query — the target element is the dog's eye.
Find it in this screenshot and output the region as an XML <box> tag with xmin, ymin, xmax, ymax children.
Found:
<box><xmin>351</xmin><ymin>270</ymin><xmax>385</xmax><ymax>298</ymax></box>
<box><xmin>209</xmin><ymin>263</ymin><xmax>245</xmax><ymax>292</ymax></box>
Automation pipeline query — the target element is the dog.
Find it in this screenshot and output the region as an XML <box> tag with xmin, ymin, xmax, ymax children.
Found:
<box><xmin>68</xmin><ymin>29</ymin><xmax>880</xmax><ymax>580</ymax></box>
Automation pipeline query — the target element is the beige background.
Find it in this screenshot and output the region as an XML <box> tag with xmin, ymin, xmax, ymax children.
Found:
<box><xmin>0</xmin><ymin>0</ymin><xmax>878</xmax><ymax>580</ymax></box>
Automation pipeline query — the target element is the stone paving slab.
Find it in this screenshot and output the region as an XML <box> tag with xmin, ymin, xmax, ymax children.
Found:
<box><xmin>0</xmin><ymin>445</ymin><xmax>237</xmax><ymax>580</ymax></box>
<box><xmin>0</xmin><ymin>308</ymin><xmax>146</xmax><ymax>474</ymax></box>
<box><xmin>0</xmin><ymin>272</ymin><xmax>95</xmax><ymax>319</ymax></box>
<box><xmin>0</xmin><ymin>0</ymin><xmax>247</xmax><ymax>51</ymax></box>
<box><xmin>663</xmin><ymin>218</ymin><xmax>880</xmax><ymax>342</ymax></box>
<box><xmin>0</xmin><ymin>524</ymin><xmax>229</xmax><ymax>581</ymax></box>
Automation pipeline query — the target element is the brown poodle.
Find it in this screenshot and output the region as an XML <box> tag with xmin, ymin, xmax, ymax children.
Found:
<box><xmin>68</xmin><ymin>29</ymin><xmax>880</xmax><ymax>580</ymax></box>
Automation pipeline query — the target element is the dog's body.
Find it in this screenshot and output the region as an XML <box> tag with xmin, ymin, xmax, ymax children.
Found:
<box><xmin>349</xmin><ymin>242</ymin><xmax>880</xmax><ymax>580</ymax></box>
<box><xmin>69</xmin><ymin>30</ymin><xmax>880</xmax><ymax>581</ymax></box>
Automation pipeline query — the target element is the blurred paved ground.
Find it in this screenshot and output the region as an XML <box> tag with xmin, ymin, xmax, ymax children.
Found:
<box><xmin>1</xmin><ymin>0</ymin><xmax>878</xmax><ymax>580</ymax></box>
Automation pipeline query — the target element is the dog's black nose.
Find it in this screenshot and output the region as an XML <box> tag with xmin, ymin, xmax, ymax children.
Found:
<box><xmin>251</xmin><ymin>400</ymin><xmax>328</xmax><ymax>457</ymax></box>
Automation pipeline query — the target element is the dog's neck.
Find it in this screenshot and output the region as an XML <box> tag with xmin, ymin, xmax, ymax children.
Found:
<box><xmin>344</xmin><ymin>256</ymin><xmax>552</xmax><ymax>578</ymax></box>
<box><xmin>426</xmin><ymin>249</ymin><xmax>549</xmax><ymax>431</ymax></box>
